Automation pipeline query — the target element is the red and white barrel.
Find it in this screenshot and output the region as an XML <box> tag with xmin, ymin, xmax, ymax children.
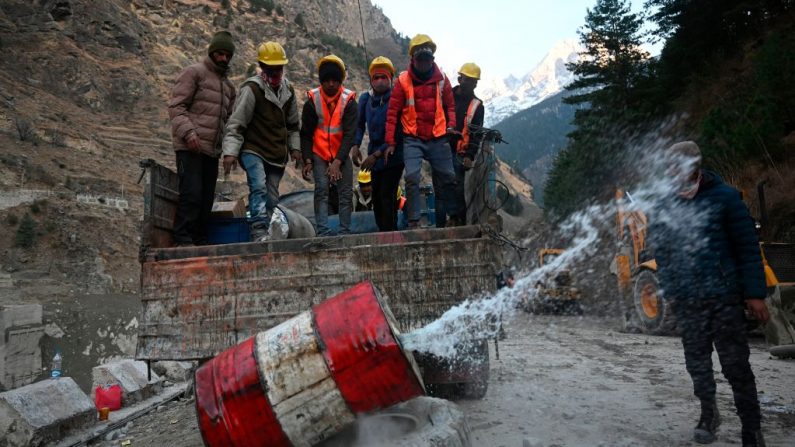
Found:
<box><xmin>194</xmin><ymin>281</ymin><xmax>425</xmax><ymax>447</ymax></box>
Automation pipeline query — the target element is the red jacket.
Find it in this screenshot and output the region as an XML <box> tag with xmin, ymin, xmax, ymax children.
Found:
<box><xmin>386</xmin><ymin>63</ymin><xmax>456</xmax><ymax>145</ymax></box>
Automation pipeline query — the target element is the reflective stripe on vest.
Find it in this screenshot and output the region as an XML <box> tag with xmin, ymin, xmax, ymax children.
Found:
<box><xmin>307</xmin><ymin>87</ymin><xmax>356</xmax><ymax>162</ymax></box>
<box><xmin>456</xmin><ymin>98</ymin><xmax>481</xmax><ymax>154</ymax></box>
<box><xmin>398</xmin><ymin>71</ymin><xmax>447</xmax><ymax>139</ymax></box>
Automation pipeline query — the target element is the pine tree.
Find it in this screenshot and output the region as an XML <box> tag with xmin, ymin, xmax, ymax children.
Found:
<box><xmin>545</xmin><ymin>0</ymin><xmax>650</xmax><ymax>217</ymax></box>
<box><xmin>564</xmin><ymin>0</ymin><xmax>649</xmax><ymax>115</ymax></box>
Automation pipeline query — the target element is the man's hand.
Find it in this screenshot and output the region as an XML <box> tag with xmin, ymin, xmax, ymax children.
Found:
<box><xmin>462</xmin><ymin>156</ymin><xmax>473</xmax><ymax>170</ymax></box>
<box><xmin>290</xmin><ymin>149</ymin><xmax>302</xmax><ymax>168</ymax></box>
<box><xmin>746</xmin><ymin>299</ymin><xmax>770</xmax><ymax>323</ymax></box>
<box><xmin>361</xmin><ymin>154</ymin><xmax>377</xmax><ymax>171</ymax></box>
<box><xmin>302</xmin><ymin>160</ymin><xmax>313</xmax><ymax>182</ymax></box>
<box><xmin>351</xmin><ymin>145</ymin><xmax>362</xmax><ymax>167</ymax></box>
<box><xmin>186</xmin><ymin>132</ymin><xmax>202</xmax><ymax>151</ymax></box>
<box><xmin>222</xmin><ymin>155</ymin><xmax>237</xmax><ymax>175</ymax></box>
<box><xmin>384</xmin><ymin>145</ymin><xmax>396</xmax><ymax>164</ymax></box>
<box><xmin>327</xmin><ymin>159</ymin><xmax>343</xmax><ymax>182</ymax></box>
<box><xmin>446</xmin><ymin>127</ymin><xmax>462</xmax><ymax>138</ymax></box>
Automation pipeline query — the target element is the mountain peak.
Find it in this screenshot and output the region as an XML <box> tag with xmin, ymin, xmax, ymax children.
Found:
<box><xmin>479</xmin><ymin>39</ymin><xmax>582</xmax><ymax>126</ymax></box>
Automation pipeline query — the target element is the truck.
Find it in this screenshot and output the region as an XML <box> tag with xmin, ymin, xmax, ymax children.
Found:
<box><xmin>134</xmin><ymin>156</ymin><xmax>505</xmax><ymax>397</ymax></box>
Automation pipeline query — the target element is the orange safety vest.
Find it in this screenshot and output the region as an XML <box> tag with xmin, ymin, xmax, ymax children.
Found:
<box><xmin>307</xmin><ymin>87</ymin><xmax>356</xmax><ymax>162</ymax></box>
<box><xmin>397</xmin><ymin>71</ymin><xmax>447</xmax><ymax>139</ymax></box>
<box><xmin>456</xmin><ymin>98</ymin><xmax>482</xmax><ymax>154</ymax></box>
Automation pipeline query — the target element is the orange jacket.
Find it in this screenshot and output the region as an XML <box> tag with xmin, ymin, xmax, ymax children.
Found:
<box><xmin>306</xmin><ymin>87</ymin><xmax>356</xmax><ymax>162</ymax></box>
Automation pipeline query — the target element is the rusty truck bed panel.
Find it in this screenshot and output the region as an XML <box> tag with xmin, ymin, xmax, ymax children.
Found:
<box><xmin>137</xmin><ymin>234</ymin><xmax>497</xmax><ymax>360</ymax></box>
<box><xmin>144</xmin><ymin>226</ymin><xmax>484</xmax><ymax>262</ymax></box>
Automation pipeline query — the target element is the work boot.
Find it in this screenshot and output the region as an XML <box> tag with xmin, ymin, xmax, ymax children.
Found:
<box><xmin>741</xmin><ymin>429</ymin><xmax>765</xmax><ymax>447</ymax></box>
<box><xmin>407</xmin><ymin>221</ymin><xmax>420</xmax><ymax>230</ymax></box>
<box><xmin>694</xmin><ymin>400</ymin><xmax>721</xmax><ymax>444</ymax></box>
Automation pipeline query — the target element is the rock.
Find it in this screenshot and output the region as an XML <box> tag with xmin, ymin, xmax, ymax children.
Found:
<box><xmin>0</xmin><ymin>377</ymin><xmax>95</xmax><ymax>447</ymax></box>
<box><xmin>151</xmin><ymin>360</ymin><xmax>195</xmax><ymax>382</ymax></box>
<box><xmin>91</xmin><ymin>359</ymin><xmax>162</xmax><ymax>407</ymax></box>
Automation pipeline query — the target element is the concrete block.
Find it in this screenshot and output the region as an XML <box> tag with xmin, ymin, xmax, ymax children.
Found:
<box><xmin>0</xmin><ymin>305</ymin><xmax>44</xmax><ymax>391</ymax></box>
<box><xmin>0</xmin><ymin>377</ymin><xmax>95</xmax><ymax>447</ymax></box>
<box><xmin>151</xmin><ymin>360</ymin><xmax>195</xmax><ymax>382</ymax></box>
<box><xmin>91</xmin><ymin>359</ymin><xmax>161</xmax><ymax>406</ymax></box>
<box><xmin>0</xmin><ymin>304</ymin><xmax>43</xmax><ymax>332</ymax></box>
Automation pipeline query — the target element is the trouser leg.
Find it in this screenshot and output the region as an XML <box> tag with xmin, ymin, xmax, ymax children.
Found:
<box><xmin>713</xmin><ymin>301</ymin><xmax>761</xmax><ymax>431</ymax></box>
<box><xmin>337</xmin><ymin>157</ymin><xmax>353</xmax><ymax>234</ymax></box>
<box><xmin>312</xmin><ymin>155</ymin><xmax>331</xmax><ymax>236</ymax></box>
<box><xmin>675</xmin><ymin>301</ymin><xmax>718</xmax><ymax>403</ymax></box>
<box><xmin>240</xmin><ymin>153</ymin><xmax>270</xmax><ymax>238</ymax></box>
<box><xmin>427</xmin><ymin>138</ymin><xmax>457</xmax><ymax>228</ymax></box>
<box><xmin>173</xmin><ymin>151</ymin><xmax>204</xmax><ymax>245</ymax></box>
<box><xmin>403</xmin><ymin>138</ymin><xmax>425</xmax><ymax>224</ymax></box>
<box><xmin>194</xmin><ymin>154</ymin><xmax>219</xmax><ymax>245</ymax></box>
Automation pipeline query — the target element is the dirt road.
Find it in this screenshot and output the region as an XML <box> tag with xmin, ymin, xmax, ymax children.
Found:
<box><xmin>88</xmin><ymin>315</ymin><xmax>795</xmax><ymax>446</ymax></box>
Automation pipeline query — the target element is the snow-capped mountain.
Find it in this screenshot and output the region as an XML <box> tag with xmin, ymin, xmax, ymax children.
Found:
<box><xmin>478</xmin><ymin>39</ymin><xmax>581</xmax><ymax>126</ymax></box>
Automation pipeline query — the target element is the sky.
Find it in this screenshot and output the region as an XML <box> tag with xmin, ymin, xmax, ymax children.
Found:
<box><xmin>372</xmin><ymin>0</ymin><xmax>659</xmax><ymax>80</ymax></box>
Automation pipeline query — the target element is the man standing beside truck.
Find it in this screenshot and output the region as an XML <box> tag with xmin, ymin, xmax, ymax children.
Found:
<box><xmin>221</xmin><ymin>41</ymin><xmax>300</xmax><ymax>242</ymax></box>
<box><xmin>168</xmin><ymin>31</ymin><xmax>236</xmax><ymax>246</ymax></box>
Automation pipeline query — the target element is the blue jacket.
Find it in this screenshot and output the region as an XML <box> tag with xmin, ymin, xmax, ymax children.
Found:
<box><xmin>649</xmin><ymin>170</ymin><xmax>766</xmax><ymax>303</ymax></box>
<box><xmin>354</xmin><ymin>90</ymin><xmax>404</xmax><ymax>172</ymax></box>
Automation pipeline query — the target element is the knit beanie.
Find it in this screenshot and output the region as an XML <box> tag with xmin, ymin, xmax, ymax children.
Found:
<box><xmin>208</xmin><ymin>31</ymin><xmax>235</xmax><ymax>56</ymax></box>
<box><xmin>319</xmin><ymin>62</ymin><xmax>344</xmax><ymax>83</ymax></box>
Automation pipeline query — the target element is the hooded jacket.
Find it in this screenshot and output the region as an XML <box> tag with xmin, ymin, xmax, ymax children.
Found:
<box><xmin>169</xmin><ymin>57</ymin><xmax>236</xmax><ymax>157</ymax></box>
<box><xmin>649</xmin><ymin>170</ymin><xmax>766</xmax><ymax>303</ymax></box>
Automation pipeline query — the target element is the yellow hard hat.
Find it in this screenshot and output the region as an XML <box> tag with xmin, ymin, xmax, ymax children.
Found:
<box><xmin>317</xmin><ymin>54</ymin><xmax>346</xmax><ymax>80</ymax></box>
<box><xmin>257</xmin><ymin>41</ymin><xmax>288</xmax><ymax>65</ymax></box>
<box><xmin>458</xmin><ymin>62</ymin><xmax>481</xmax><ymax>80</ymax></box>
<box><xmin>368</xmin><ymin>56</ymin><xmax>395</xmax><ymax>77</ymax></box>
<box><xmin>408</xmin><ymin>34</ymin><xmax>436</xmax><ymax>56</ymax></box>
<box><xmin>358</xmin><ymin>169</ymin><xmax>372</xmax><ymax>184</ymax></box>
<box><xmin>396</xmin><ymin>185</ymin><xmax>402</xmax><ymax>199</ymax></box>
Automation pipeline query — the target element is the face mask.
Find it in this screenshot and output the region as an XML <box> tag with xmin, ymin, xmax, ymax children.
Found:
<box><xmin>263</xmin><ymin>67</ymin><xmax>283</xmax><ymax>88</ymax></box>
<box><xmin>371</xmin><ymin>76</ymin><xmax>390</xmax><ymax>93</ymax></box>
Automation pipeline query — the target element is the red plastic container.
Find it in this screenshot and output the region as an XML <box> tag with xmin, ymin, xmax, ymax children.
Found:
<box><xmin>194</xmin><ymin>281</ymin><xmax>425</xmax><ymax>447</ymax></box>
<box><xmin>94</xmin><ymin>384</ymin><xmax>122</xmax><ymax>411</ymax></box>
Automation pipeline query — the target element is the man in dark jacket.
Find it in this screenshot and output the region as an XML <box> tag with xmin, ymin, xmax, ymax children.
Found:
<box><xmin>354</xmin><ymin>56</ymin><xmax>404</xmax><ymax>231</ymax></box>
<box><xmin>442</xmin><ymin>62</ymin><xmax>485</xmax><ymax>226</ymax></box>
<box><xmin>650</xmin><ymin>141</ymin><xmax>769</xmax><ymax>447</ymax></box>
<box><xmin>168</xmin><ymin>31</ymin><xmax>236</xmax><ymax>246</ymax></box>
<box><xmin>385</xmin><ymin>34</ymin><xmax>459</xmax><ymax>229</ymax></box>
<box><xmin>300</xmin><ymin>55</ymin><xmax>358</xmax><ymax>236</ymax></box>
<box><xmin>221</xmin><ymin>41</ymin><xmax>300</xmax><ymax>242</ymax></box>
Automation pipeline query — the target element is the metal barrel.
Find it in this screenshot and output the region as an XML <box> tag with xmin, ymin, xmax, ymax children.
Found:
<box><xmin>194</xmin><ymin>281</ymin><xmax>425</xmax><ymax>447</ymax></box>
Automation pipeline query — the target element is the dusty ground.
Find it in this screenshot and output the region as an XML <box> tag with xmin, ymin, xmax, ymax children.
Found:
<box><xmin>87</xmin><ymin>315</ymin><xmax>795</xmax><ymax>447</ymax></box>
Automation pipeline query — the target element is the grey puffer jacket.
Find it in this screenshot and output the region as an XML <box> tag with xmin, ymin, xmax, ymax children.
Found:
<box><xmin>168</xmin><ymin>57</ymin><xmax>236</xmax><ymax>157</ymax></box>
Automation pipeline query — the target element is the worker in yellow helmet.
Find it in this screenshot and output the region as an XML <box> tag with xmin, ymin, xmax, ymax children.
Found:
<box><xmin>221</xmin><ymin>41</ymin><xmax>300</xmax><ymax>242</ymax></box>
<box><xmin>300</xmin><ymin>55</ymin><xmax>358</xmax><ymax>236</ymax></box>
<box><xmin>444</xmin><ymin>62</ymin><xmax>485</xmax><ymax>226</ymax></box>
<box><xmin>351</xmin><ymin>56</ymin><xmax>403</xmax><ymax>230</ymax></box>
<box><xmin>385</xmin><ymin>34</ymin><xmax>459</xmax><ymax>229</ymax></box>
<box><xmin>353</xmin><ymin>169</ymin><xmax>374</xmax><ymax>211</ymax></box>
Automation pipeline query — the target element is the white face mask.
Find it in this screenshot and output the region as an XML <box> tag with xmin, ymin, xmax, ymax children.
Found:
<box><xmin>678</xmin><ymin>170</ymin><xmax>702</xmax><ymax>199</ymax></box>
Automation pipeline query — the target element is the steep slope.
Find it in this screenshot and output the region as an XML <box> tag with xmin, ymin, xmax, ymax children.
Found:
<box><xmin>493</xmin><ymin>91</ymin><xmax>579</xmax><ymax>205</ymax></box>
<box><xmin>0</xmin><ymin>0</ymin><xmax>407</xmax><ymax>298</ymax></box>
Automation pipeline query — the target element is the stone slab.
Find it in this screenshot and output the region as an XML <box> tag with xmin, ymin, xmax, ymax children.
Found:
<box><xmin>0</xmin><ymin>377</ymin><xmax>95</xmax><ymax>447</ymax></box>
<box><xmin>151</xmin><ymin>360</ymin><xmax>195</xmax><ymax>382</ymax></box>
<box><xmin>91</xmin><ymin>359</ymin><xmax>161</xmax><ymax>407</ymax></box>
